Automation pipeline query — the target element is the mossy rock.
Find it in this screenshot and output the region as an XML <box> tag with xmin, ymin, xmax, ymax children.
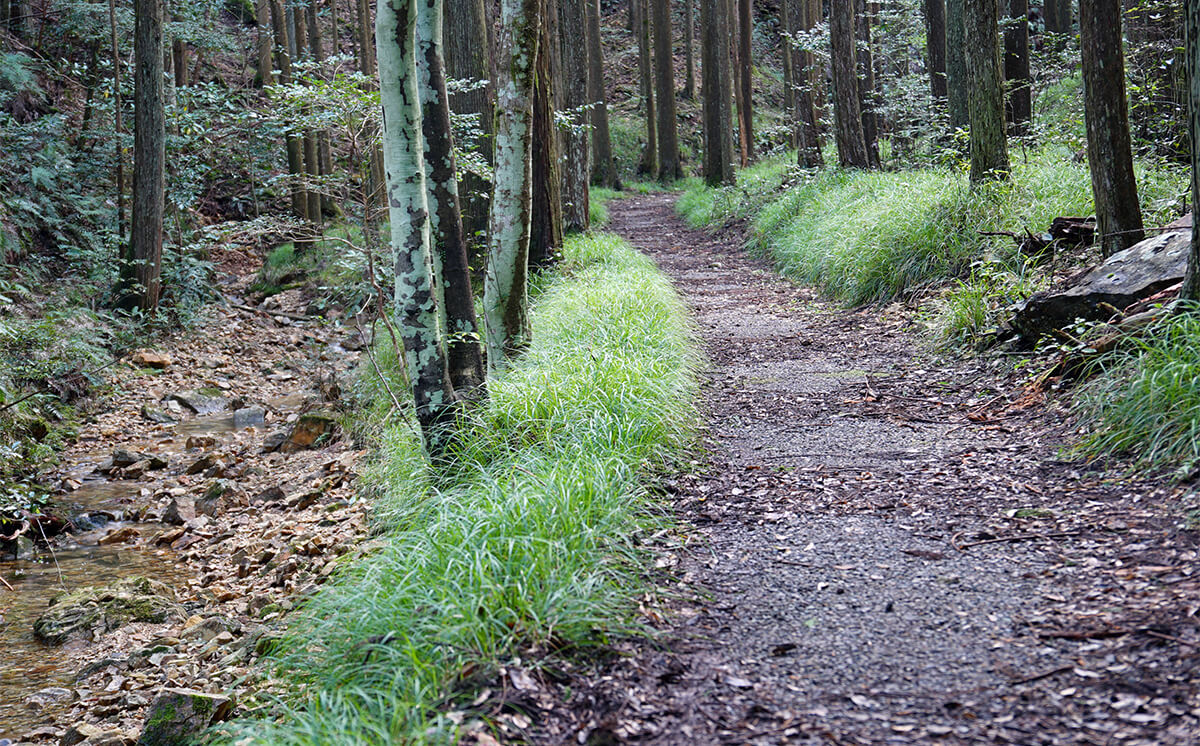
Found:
<box><xmin>281</xmin><ymin>411</ymin><xmax>340</xmax><ymax>452</ymax></box>
<box><xmin>138</xmin><ymin>688</ymin><xmax>232</xmax><ymax>746</ymax></box>
<box><xmin>34</xmin><ymin>576</ymin><xmax>183</xmax><ymax>645</ymax></box>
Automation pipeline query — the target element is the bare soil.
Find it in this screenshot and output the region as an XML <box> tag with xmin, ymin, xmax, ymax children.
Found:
<box><xmin>522</xmin><ymin>194</ymin><xmax>1200</xmax><ymax>746</ymax></box>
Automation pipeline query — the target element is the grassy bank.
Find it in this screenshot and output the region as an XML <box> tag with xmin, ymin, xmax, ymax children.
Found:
<box><xmin>226</xmin><ymin>232</ymin><xmax>700</xmax><ymax>743</ymax></box>
<box><xmin>678</xmin><ymin>150</ymin><xmax>1185</xmax><ymax>314</ymax></box>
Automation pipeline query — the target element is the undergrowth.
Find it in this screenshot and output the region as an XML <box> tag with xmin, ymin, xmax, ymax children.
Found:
<box><xmin>224</xmin><ymin>232</ymin><xmax>700</xmax><ymax>744</ymax></box>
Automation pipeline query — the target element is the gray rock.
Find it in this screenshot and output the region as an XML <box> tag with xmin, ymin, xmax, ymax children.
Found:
<box><xmin>140</xmin><ymin>404</ymin><xmax>178</xmax><ymax>424</ymax></box>
<box><xmin>162</xmin><ymin>496</ymin><xmax>196</xmax><ymax>526</ymax></box>
<box><xmin>24</xmin><ymin>686</ymin><xmax>74</xmax><ymax>709</ymax></box>
<box><xmin>137</xmin><ymin>689</ymin><xmax>232</xmax><ymax>746</ymax></box>
<box><xmin>1011</xmin><ymin>221</ymin><xmax>1191</xmax><ymax>340</ymax></box>
<box><xmin>164</xmin><ymin>390</ymin><xmax>228</xmax><ymax>416</ymax></box>
<box><xmin>233</xmin><ymin>406</ymin><xmax>266</xmax><ymax>428</ymax></box>
<box><xmin>260</xmin><ymin>431</ymin><xmax>288</xmax><ymax>453</ymax></box>
<box><xmin>34</xmin><ymin>577</ymin><xmax>183</xmax><ymax>645</ymax></box>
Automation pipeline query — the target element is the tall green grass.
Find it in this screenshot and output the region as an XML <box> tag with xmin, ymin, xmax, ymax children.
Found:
<box><xmin>1074</xmin><ymin>305</ymin><xmax>1200</xmax><ymax>473</ymax></box>
<box><xmin>224</xmin><ymin>233</ymin><xmax>700</xmax><ymax>744</ymax></box>
<box><xmin>679</xmin><ymin>149</ymin><xmax>1186</xmax><ymax>307</ymax></box>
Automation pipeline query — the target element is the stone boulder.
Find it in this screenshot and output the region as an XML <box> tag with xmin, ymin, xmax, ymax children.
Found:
<box><xmin>164</xmin><ymin>390</ymin><xmax>228</xmax><ymax>416</ymax></box>
<box><xmin>137</xmin><ymin>689</ymin><xmax>232</xmax><ymax>746</ymax></box>
<box><xmin>34</xmin><ymin>577</ymin><xmax>183</xmax><ymax>645</ymax></box>
<box><xmin>1011</xmin><ymin>216</ymin><xmax>1191</xmax><ymax>341</ymax></box>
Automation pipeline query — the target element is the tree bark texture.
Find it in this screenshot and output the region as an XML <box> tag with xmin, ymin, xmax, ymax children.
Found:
<box><xmin>702</xmin><ymin>0</ymin><xmax>735</xmax><ymax>184</ymax></box>
<box><xmin>945</xmin><ymin>0</ymin><xmax>967</xmax><ymax>128</ymax></box>
<box><xmin>270</xmin><ymin>0</ymin><xmax>311</xmax><ymax>223</ymax></box>
<box><xmin>782</xmin><ymin>0</ymin><xmax>795</xmax><ymax>123</ymax></box>
<box><xmin>1004</xmin><ymin>0</ymin><xmax>1031</xmax><ymax>136</ymax></box>
<box><xmin>855</xmin><ymin>0</ymin><xmax>880</xmax><ymax>168</ymax></box>
<box><xmin>830</xmin><ymin>0</ymin><xmax>870</xmax><ymax>168</ymax></box>
<box><xmin>635</xmin><ymin>0</ymin><xmax>658</xmax><ymax>176</ymax></box>
<box><xmin>736</xmin><ymin>0</ymin><xmax>754</xmax><ymax>162</ymax></box>
<box><xmin>446</xmin><ymin>0</ymin><xmax>496</xmax><ymax>258</ymax></box>
<box><xmin>485</xmin><ymin>0</ymin><xmax>540</xmax><ymax>372</ymax></box>
<box><xmin>255</xmin><ymin>0</ymin><xmax>274</xmax><ymax>86</ymax></box>
<box><xmin>416</xmin><ymin>0</ymin><xmax>487</xmax><ymax>392</ymax></box>
<box><xmin>653</xmin><ymin>0</ymin><xmax>681</xmax><ymax>180</ymax></box>
<box><xmin>925</xmin><ymin>0</ymin><xmax>947</xmax><ymax>102</ymax></box>
<box><xmin>109</xmin><ymin>0</ymin><xmax>127</xmax><ymax>239</ymax></box>
<box><xmin>791</xmin><ymin>0</ymin><xmax>822</xmax><ymax>167</ymax></box>
<box><xmin>1081</xmin><ymin>0</ymin><xmax>1144</xmax><ymax>256</ymax></box>
<box><xmin>124</xmin><ymin>0</ymin><xmax>166</xmax><ymax>311</ymax></box>
<box><xmin>376</xmin><ymin>0</ymin><xmax>460</xmax><ymax>451</ymax></box>
<box><xmin>684</xmin><ymin>0</ymin><xmax>696</xmax><ymax>99</ymax></box>
<box><xmin>529</xmin><ymin>9</ymin><xmax>565</xmax><ymax>267</ymax></box>
<box><xmin>964</xmin><ymin>0</ymin><xmax>1009</xmax><ymax>183</ymax></box>
<box><xmin>557</xmin><ymin>0</ymin><xmax>590</xmax><ymax>232</ymax></box>
<box><xmin>1182</xmin><ymin>1</ymin><xmax>1200</xmax><ymax>302</ymax></box>
<box><xmin>587</xmin><ymin>0</ymin><xmax>620</xmax><ymax>187</ymax></box>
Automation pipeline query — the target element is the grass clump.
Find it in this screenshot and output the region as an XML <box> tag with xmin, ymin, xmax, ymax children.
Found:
<box><xmin>589</xmin><ymin>187</ymin><xmax>621</xmax><ymax>227</ymax></box>
<box><xmin>1073</xmin><ymin>306</ymin><xmax>1200</xmax><ymax>474</ymax></box>
<box><xmin>225</xmin><ymin>232</ymin><xmax>700</xmax><ymax>744</ymax></box>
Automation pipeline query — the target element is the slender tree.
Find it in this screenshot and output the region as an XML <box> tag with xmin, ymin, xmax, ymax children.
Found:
<box><xmin>964</xmin><ymin>0</ymin><xmax>1008</xmax><ymax>182</ymax></box>
<box><xmin>736</xmin><ymin>0</ymin><xmax>754</xmax><ymax>162</ymax></box>
<box><xmin>557</xmin><ymin>0</ymin><xmax>590</xmax><ymax>232</ymax></box>
<box><xmin>377</xmin><ymin>0</ymin><xmax>460</xmax><ymax>452</ymax></box>
<box><xmin>782</xmin><ymin>0</ymin><xmax>796</xmax><ymax>123</ymax></box>
<box><xmin>1004</xmin><ymin>0</ymin><xmax>1031</xmax><ymax>136</ymax></box>
<box><xmin>587</xmin><ymin>0</ymin><xmax>620</xmax><ymax>187</ymax></box>
<box><xmin>830</xmin><ymin>0</ymin><xmax>870</xmax><ymax>167</ymax></box>
<box><xmin>635</xmin><ymin>0</ymin><xmax>658</xmax><ymax>176</ymax></box>
<box><xmin>120</xmin><ymin>0</ymin><xmax>166</xmax><ymax>311</ymax></box>
<box><xmin>109</xmin><ymin>0</ymin><xmax>126</xmax><ymax>239</ymax></box>
<box><xmin>945</xmin><ymin>0</ymin><xmax>967</xmax><ymax>129</ymax></box>
<box><xmin>683</xmin><ymin>0</ymin><xmax>696</xmax><ymax>99</ymax></box>
<box><xmin>529</xmin><ymin>6</ymin><xmax>565</xmax><ymax>266</ymax></box>
<box><xmin>485</xmin><ymin>0</ymin><xmax>541</xmax><ymax>371</ymax></box>
<box><xmin>924</xmin><ymin>0</ymin><xmax>947</xmax><ymax>102</ymax></box>
<box><xmin>789</xmin><ymin>0</ymin><xmax>822</xmax><ymax>167</ymax></box>
<box><xmin>855</xmin><ymin>0</ymin><xmax>880</xmax><ymax>168</ymax></box>
<box><xmin>255</xmin><ymin>0</ymin><xmax>274</xmax><ymax>86</ymax></box>
<box><xmin>702</xmin><ymin>0</ymin><xmax>735</xmax><ymax>184</ymax></box>
<box><xmin>1081</xmin><ymin>0</ymin><xmax>1144</xmax><ymax>256</ymax></box>
<box><xmin>270</xmin><ymin>0</ymin><xmax>311</xmax><ymax>226</ymax></box>
<box><xmin>1182</xmin><ymin>0</ymin><xmax>1200</xmax><ymax>302</ymax></box>
<box><xmin>446</xmin><ymin>0</ymin><xmax>495</xmax><ymax>256</ymax></box>
<box><xmin>653</xmin><ymin>0</ymin><xmax>681</xmax><ymax>180</ymax></box>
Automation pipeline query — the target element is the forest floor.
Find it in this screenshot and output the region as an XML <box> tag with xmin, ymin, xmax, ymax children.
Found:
<box><xmin>526</xmin><ymin>194</ymin><xmax>1200</xmax><ymax>746</ymax></box>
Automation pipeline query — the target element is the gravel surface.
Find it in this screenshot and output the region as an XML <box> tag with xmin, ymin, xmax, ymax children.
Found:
<box><xmin>515</xmin><ymin>194</ymin><xmax>1200</xmax><ymax>746</ymax></box>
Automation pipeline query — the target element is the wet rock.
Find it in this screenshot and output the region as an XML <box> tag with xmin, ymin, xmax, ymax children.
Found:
<box><xmin>131</xmin><ymin>350</ymin><xmax>172</xmax><ymax>369</ymax></box>
<box><xmin>281</xmin><ymin>411</ymin><xmax>340</xmax><ymax>453</ymax></box>
<box><xmin>24</xmin><ymin>686</ymin><xmax>74</xmax><ymax>709</ymax></box>
<box><xmin>136</xmin><ymin>688</ymin><xmax>232</xmax><ymax>746</ymax></box>
<box><xmin>60</xmin><ymin>722</ymin><xmax>121</xmax><ymax>746</ymax></box>
<box><xmin>1011</xmin><ymin>222</ymin><xmax>1190</xmax><ymax>340</ymax></box>
<box><xmin>233</xmin><ymin>406</ymin><xmax>266</xmax><ymax>428</ymax></box>
<box><xmin>261</xmin><ymin>431</ymin><xmax>288</xmax><ymax>453</ymax></box>
<box><xmin>152</xmin><ymin>527</ymin><xmax>186</xmax><ymax>546</ymax></box>
<box><xmin>165</xmin><ymin>390</ymin><xmax>228</xmax><ymax>416</ymax></box>
<box><xmin>140</xmin><ymin>404</ymin><xmax>178</xmax><ymax>424</ymax></box>
<box><xmin>146</xmin><ymin>455</ymin><xmax>169</xmax><ymax>470</ymax></box>
<box><xmin>110</xmin><ymin>449</ymin><xmax>141</xmax><ymax>469</ymax></box>
<box><xmin>185</xmin><ymin>435</ymin><xmax>217</xmax><ymax>450</ymax></box>
<box><xmin>97</xmin><ymin>526</ymin><xmax>139</xmax><ymax>545</ymax></box>
<box><xmin>34</xmin><ymin>577</ymin><xmax>183</xmax><ymax>645</ymax></box>
<box><xmin>184</xmin><ymin>453</ymin><xmax>218</xmax><ymax>475</ymax></box>
<box><xmin>162</xmin><ymin>496</ymin><xmax>196</xmax><ymax>525</ymax></box>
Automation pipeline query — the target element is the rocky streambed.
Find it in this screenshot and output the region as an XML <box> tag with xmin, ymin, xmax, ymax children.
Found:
<box><xmin>0</xmin><ymin>277</ymin><xmax>379</xmax><ymax>744</ymax></box>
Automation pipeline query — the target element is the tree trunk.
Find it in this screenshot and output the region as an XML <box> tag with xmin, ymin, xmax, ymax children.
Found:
<box><xmin>485</xmin><ymin>0</ymin><xmax>540</xmax><ymax>372</ymax></box>
<box><xmin>806</xmin><ymin>0</ymin><xmax>825</xmax><ymax>129</ymax></box>
<box><xmin>1004</xmin><ymin>0</ymin><xmax>1031</xmax><ymax>136</ymax></box>
<box><xmin>377</xmin><ymin>0</ymin><xmax>460</xmax><ymax>453</ymax></box>
<box><xmin>684</xmin><ymin>0</ymin><xmax>696</xmax><ymax>99</ymax></box>
<box><xmin>789</xmin><ymin>0</ymin><xmax>822</xmax><ymax>167</ymax></box>
<box><xmin>1182</xmin><ymin>1</ymin><xmax>1200</xmax><ymax>302</ymax></box>
<box><xmin>557</xmin><ymin>0</ymin><xmax>590</xmax><ymax>232</ymax></box>
<box><xmin>587</xmin><ymin>0</ymin><xmax>620</xmax><ymax>187</ymax></box>
<box><xmin>270</xmin><ymin>0</ymin><xmax>311</xmax><ymax>226</ymax></box>
<box><xmin>782</xmin><ymin>0</ymin><xmax>795</xmax><ymax>129</ymax></box>
<box><xmin>635</xmin><ymin>0</ymin><xmax>658</xmax><ymax>176</ymax></box>
<box><xmin>255</xmin><ymin>0</ymin><xmax>274</xmax><ymax>86</ymax></box>
<box><xmin>736</xmin><ymin>0</ymin><xmax>754</xmax><ymax>162</ymax></box>
<box><xmin>121</xmin><ymin>0</ymin><xmax>166</xmax><ymax>311</ymax></box>
<box><xmin>415</xmin><ymin>0</ymin><xmax>487</xmax><ymax>393</ymax></box>
<box><xmin>446</xmin><ymin>0</ymin><xmax>495</xmax><ymax>259</ymax></box>
<box><xmin>653</xmin><ymin>0</ymin><xmax>680</xmax><ymax>180</ymax></box>
<box><xmin>530</xmin><ymin>9</ymin><xmax>564</xmax><ymax>267</ymax></box>
<box><xmin>1081</xmin><ymin>0</ymin><xmax>1144</xmax><ymax>256</ymax></box>
<box><xmin>830</xmin><ymin>0</ymin><xmax>869</xmax><ymax>168</ymax></box>
<box><xmin>702</xmin><ymin>0</ymin><xmax>735</xmax><ymax>184</ymax></box>
<box><xmin>925</xmin><ymin>0</ymin><xmax>947</xmax><ymax>102</ymax></box>
<box><xmin>108</xmin><ymin>0</ymin><xmax>127</xmax><ymax>240</ymax></box>
<box><xmin>964</xmin><ymin>0</ymin><xmax>1008</xmax><ymax>183</ymax></box>
<box><xmin>945</xmin><ymin>0</ymin><xmax>967</xmax><ymax>129</ymax></box>
<box><xmin>306</xmin><ymin>1</ymin><xmax>337</xmax><ymax>217</ymax></box>
<box><xmin>855</xmin><ymin>0</ymin><xmax>880</xmax><ymax>168</ymax></box>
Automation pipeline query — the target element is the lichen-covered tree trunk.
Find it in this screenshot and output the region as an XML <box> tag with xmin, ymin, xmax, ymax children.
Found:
<box><xmin>587</xmin><ymin>0</ymin><xmax>620</xmax><ymax>188</ymax></box>
<box><xmin>830</xmin><ymin>0</ymin><xmax>869</xmax><ymax>168</ymax></box>
<box><xmin>484</xmin><ymin>0</ymin><xmax>540</xmax><ymax>373</ymax></box>
<box><xmin>701</xmin><ymin>0</ymin><xmax>734</xmax><ymax>185</ymax></box>
<box><xmin>924</xmin><ymin>0</ymin><xmax>947</xmax><ymax>102</ymax></box>
<box><xmin>529</xmin><ymin>8</ymin><xmax>565</xmax><ymax>268</ymax></box>
<box><xmin>557</xmin><ymin>0</ymin><xmax>591</xmax><ymax>231</ymax></box>
<box><xmin>415</xmin><ymin>0</ymin><xmax>487</xmax><ymax>393</ymax></box>
<box><xmin>446</xmin><ymin>0</ymin><xmax>495</xmax><ymax>259</ymax></box>
<box><xmin>945</xmin><ymin>0</ymin><xmax>968</xmax><ymax>129</ymax></box>
<box><xmin>1004</xmin><ymin>0</ymin><xmax>1031</xmax><ymax>136</ymax></box>
<box><xmin>964</xmin><ymin>0</ymin><xmax>1008</xmax><ymax>183</ymax></box>
<box><xmin>1081</xmin><ymin>0</ymin><xmax>1144</xmax><ymax>257</ymax></box>
<box><xmin>377</xmin><ymin>0</ymin><xmax>459</xmax><ymax>451</ymax></box>
<box><xmin>1183</xmin><ymin>1</ymin><xmax>1200</xmax><ymax>303</ymax></box>
<box><xmin>635</xmin><ymin>0</ymin><xmax>658</xmax><ymax>176</ymax></box>
<box><xmin>653</xmin><ymin>0</ymin><xmax>680</xmax><ymax>180</ymax></box>
<box><xmin>120</xmin><ymin>0</ymin><xmax>166</xmax><ymax>311</ymax></box>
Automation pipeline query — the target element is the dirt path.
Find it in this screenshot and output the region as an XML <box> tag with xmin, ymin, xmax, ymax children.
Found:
<box><xmin>531</xmin><ymin>194</ymin><xmax>1200</xmax><ymax>745</ymax></box>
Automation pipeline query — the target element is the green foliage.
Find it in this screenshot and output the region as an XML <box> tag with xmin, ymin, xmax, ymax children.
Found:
<box><xmin>928</xmin><ymin>261</ymin><xmax>1042</xmax><ymax>349</ymax></box>
<box><xmin>224</xmin><ymin>233</ymin><xmax>699</xmax><ymax>744</ymax></box>
<box><xmin>588</xmin><ymin>187</ymin><xmax>621</xmax><ymax>227</ymax></box>
<box><xmin>679</xmin><ymin>149</ymin><xmax>1185</xmax><ymax>307</ymax></box>
<box><xmin>1074</xmin><ymin>305</ymin><xmax>1200</xmax><ymax>474</ymax></box>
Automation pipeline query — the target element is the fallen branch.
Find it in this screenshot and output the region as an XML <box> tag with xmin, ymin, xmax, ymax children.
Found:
<box><xmin>953</xmin><ymin>531</ymin><xmax>1082</xmax><ymax>551</ymax></box>
<box><xmin>228</xmin><ymin>302</ymin><xmax>313</xmax><ymax>322</ymax></box>
<box><xmin>1007</xmin><ymin>663</ymin><xmax>1073</xmax><ymax>685</ymax></box>
<box><xmin>0</xmin><ymin>573</ymin><xmax>13</xmax><ymax>591</ymax></box>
